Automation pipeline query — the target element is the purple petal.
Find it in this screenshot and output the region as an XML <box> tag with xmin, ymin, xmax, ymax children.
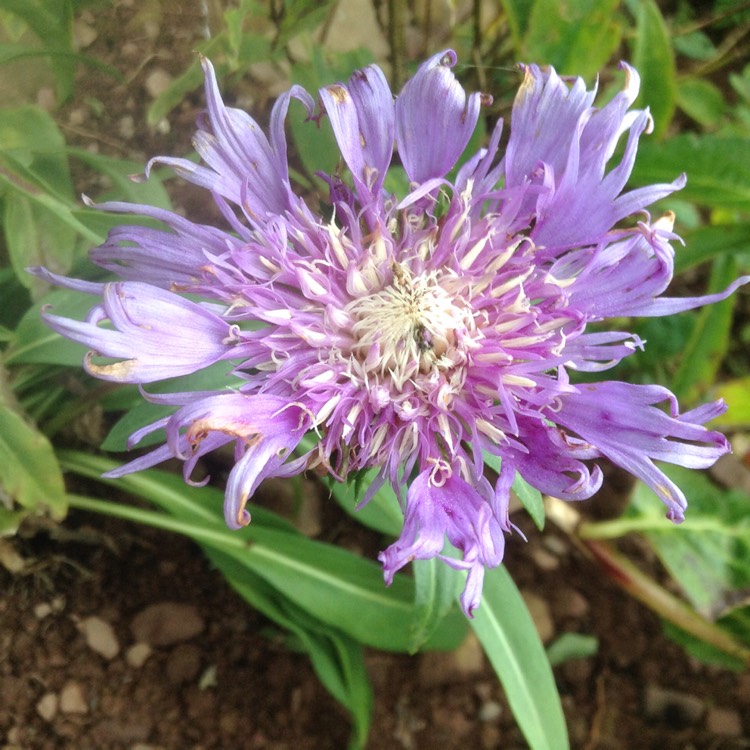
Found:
<box><xmin>88</xmin><ymin>200</ymin><xmax>243</xmax><ymax>289</ymax></box>
<box><xmin>43</xmin><ymin>282</ymin><xmax>238</xmax><ymax>382</ymax></box>
<box><xmin>559</xmin><ymin>220</ymin><xmax>675</xmax><ymax>318</ymax></box>
<box><xmin>395</xmin><ymin>49</ymin><xmax>483</xmax><ymax>184</ymax></box>
<box><xmin>166</xmin><ymin>394</ymin><xmax>310</xmax><ymax>528</ymax></box>
<box><xmin>635</xmin><ymin>274</ymin><xmax>750</xmax><ymax>317</ymax></box>
<box><xmin>144</xmin><ymin>58</ymin><xmax>314</xmax><ymax>223</ymax></box>
<box><xmin>320</xmin><ymin>64</ymin><xmax>394</xmax><ymax>197</ymax></box>
<box><xmin>505</xmin><ymin>62</ymin><xmax>682</xmax><ymax>250</ymax></box>
<box><xmin>29</xmin><ymin>267</ymin><xmax>104</xmax><ymax>295</ymax></box>
<box><xmin>505</xmin><ymin>64</ymin><xmax>595</xmax><ymax>191</ymax></box>
<box><xmin>378</xmin><ymin>469</ymin><xmax>507</xmax><ymax>617</ymax></box>
<box><xmin>512</xmin><ymin>417</ymin><xmax>603</xmax><ymax>501</ymax></box>
<box><xmin>553</xmin><ymin>382</ymin><xmax>730</xmax><ymax>521</ymax></box>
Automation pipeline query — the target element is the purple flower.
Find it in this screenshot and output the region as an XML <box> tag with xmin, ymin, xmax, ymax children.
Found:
<box><xmin>39</xmin><ymin>51</ymin><xmax>748</xmax><ymax>617</ymax></box>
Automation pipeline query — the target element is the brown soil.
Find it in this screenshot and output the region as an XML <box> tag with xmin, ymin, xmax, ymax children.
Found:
<box><xmin>3</xmin><ymin>492</ymin><xmax>750</xmax><ymax>750</ymax></box>
<box><xmin>2</xmin><ymin>2</ymin><xmax>749</xmax><ymax>749</ymax></box>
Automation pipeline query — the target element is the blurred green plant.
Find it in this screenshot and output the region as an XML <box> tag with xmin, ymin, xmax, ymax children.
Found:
<box><xmin>1</xmin><ymin>2</ymin><xmax>750</xmax><ymax>749</ymax></box>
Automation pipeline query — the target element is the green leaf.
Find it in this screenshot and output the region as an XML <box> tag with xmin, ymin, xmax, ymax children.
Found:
<box><xmin>675</xmin><ymin>223</ymin><xmax>750</xmax><ymax>275</ymax></box>
<box><xmin>672</xmin><ymin>30</ymin><xmax>717</xmax><ymax>61</ymax></box>
<box><xmin>471</xmin><ymin>566</ymin><xmax>569</xmax><ymax>750</ymax></box>
<box><xmin>628</xmin><ymin>465</ymin><xmax>750</xmax><ymax>620</ymax></box>
<box><xmin>0</xmin><ymin>507</ymin><xmax>28</xmax><ymax>537</ymax></box>
<box><xmin>546</xmin><ymin>632</ymin><xmax>598</xmax><ymax>667</ymax></box>
<box><xmin>0</xmin><ymin>152</ymin><xmax>102</xmax><ymax>247</ymax></box>
<box><xmin>409</xmin><ymin>552</ymin><xmax>462</xmax><ymax>653</ymax></box>
<box><xmin>730</xmin><ymin>64</ymin><xmax>750</xmax><ymax>104</ymax></box>
<box><xmin>524</xmin><ymin>0</ymin><xmax>623</xmax><ymax>78</ymax></box>
<box><xmin>0</xmin><ymin>105</ymin><xmax>81</xmax><ymax>292</ymax></box>
<box><xmin>676</xmin><ymin>77</ymin><xmax>725</xmax><ymax>129</ymax></box>
<box><xmin>1</xmin><ymin>0</ymin><xmax>75</xmax><ymax>102</ymax></box>
<box><xmin>631</xmin><ymin>135</ymin><xmax>750</xmax><ymax>211</ymax></box>
<box><xmin>200</xmin><ymin>546</ymin><xmax>372</xmax><ymax>748</ymax></box>
<box><xmin>513</xmin><ymin>471</ymin><xmax>545</xmax><ymax>531</ymax></box>
<box><xmin>273</xmin><ymin>0</ymin><xmax>335</xmax><ymax>51</ymax></box>
<box><xmin>661</xmin><ymin>619</ymin><xmax>747</xmax><ymax>670</ymax></box>
<box><xmin>3</xmin><ymin>191</ymin><xmax>77</xmax><ymax>296</ymax></box>
<box><xmin>0</xmin><ymin>404</ymin><xmax>66</xmax><ymax>520</ymax></box>
<box><xmin>66</xmin><ymin>148</ymin><xmax>173</xmax><ymax>209</ymax></box>
<box><xmin>670</xmin><ymin>255</ymin><xmax>738</xmax><ymax>404</ymax></box>
<box><xmin>711</xmin><ymin>376</ymin><xmax>750</xmax><ymax>429</ymax></box>
<box><xmin>60</xmin><ymin>452</ymin><xmax>468</xmax><ymax>654</ymax></box>
<box><xmin>326</xmin><ymin>468</ymin><xmax>404</xmax><ymax>537</ymax></box>
<box><xmin>718</xmin><ymin>601</ymin><xmax>750</xmax><ymax>650</ymax></box>
<box><xmin>499</xmin><ymin>0</ymin><xmax>535</xmax><ymax>51</ymax></box>
<box><xmin>4</xmin><ymin>287</ymin><xmax>95</xmax><ymax>366</ymax></box>
<box><xmin>0</xmin><ymin>105</ymin><xmax>72</xmax><ymax>197</ymax></box>
<box><xmin>630</xmin><ymin>0</ymin><xmax>677</xmax><ymax>138</ymax></box>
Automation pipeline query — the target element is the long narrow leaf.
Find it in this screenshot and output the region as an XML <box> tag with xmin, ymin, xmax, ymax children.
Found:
<box><xmin>60</xmin><ymin>452</ymin><xmax>466</xmax><ymax>652</ymax></box>
<box><xmin>201</xmin><ymin>546</ymin><xmax>372</xmax><ymax>749</ymax></box>
<box><xmin>631</xmin><ymin>0</ymin><xmax>676</xmax><ymax>138</ymax></box>
<box><xmin>471</xmin><ymin>566</ymin><xmax>568</xmax><ymax>750</ymax></box>
<box><xmin>670</xmin><ymin>255</ymin><xmax>738</xmax><ymax>404</ymax></box>
<box><xmin>409</xmin><ymin>554</ymin><xmax>462</xmax><ymax>653</ymax></box>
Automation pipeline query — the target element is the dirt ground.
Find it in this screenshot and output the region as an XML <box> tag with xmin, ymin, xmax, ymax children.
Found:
<box><xmin>2</xmin><ymin>2</ymin><xmax>750</xmax><ymax>748</ymax></box>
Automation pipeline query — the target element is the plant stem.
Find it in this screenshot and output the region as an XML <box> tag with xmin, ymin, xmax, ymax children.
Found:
<box><xmin>546</xmin><ymin>496</ymin><xmax>750</xmax><ymax>666</ymax></box>
<box><xmin>585</xmin><ymin>538</ymin><xmax>750</xmax><ymax>665</ymax></box>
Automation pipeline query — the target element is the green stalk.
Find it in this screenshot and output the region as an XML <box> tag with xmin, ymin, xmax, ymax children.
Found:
<box><xmin>583</xmin><ymin>538</ymin><xmax>750</xmax><ymax>666</ymax></box>
<box><xmin>66</xmin><ymin>493</ymin><xmax>250</xmax><ymax>552</ymax></box>
<box><xmin>546</xmin><ymin>496</ymin><xmax>750</xmax><ymax>666</ymax></box>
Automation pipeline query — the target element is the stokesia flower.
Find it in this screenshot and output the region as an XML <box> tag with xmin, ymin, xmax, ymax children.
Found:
<box><xmin>39</xmin><ymin>51</ymin><xmax>749</xmax><ymax>617</ymax></box>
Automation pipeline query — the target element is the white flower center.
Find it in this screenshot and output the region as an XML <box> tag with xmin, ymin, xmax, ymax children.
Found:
<box><xmin>345</xmin><ymin>263</ymin><xmax>477</xmax><ymax>389</ymax></box>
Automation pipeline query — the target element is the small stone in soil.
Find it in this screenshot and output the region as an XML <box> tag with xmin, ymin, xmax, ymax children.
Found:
<box><xmin>418</xmin><ymin>631</ymin><xmax>484</xmax><ymax>686</ymax></box>
<box><xmin>130</xmin><ymin>602</ymin><xmax>204</xmax><ymax>646</ymax></box>
<box><xmin>552</xmin><ymin>586</ymin><xmax>590</xmax><ymax>620</ymax></box>
<box><xmin>478</xmin><ymin>700</ymin><xmax>502</xmax><ymax>723</ymax></box>
<box><xmin>59</xmin><ymin>681</ymin><xmax>88</xmax><ymax>714</ymax></box>
<box><xmin>126</xmin><ymin>642</ymin><xmax>152</xmax><ymax>668</ymax></box>
<box><xmin>80</xmin><ymin>615</ymin><xmax>120</xmax><ymax>659</ymax></box>
<box><xmin>36</xmin><ymin>692</ymin><xmax>58</xmax><ymax>722</ymax></box>
<box><xmin>166</xmin><ymin>643</ymin><xmax>202</xmax><ymax>685</ymax></box>
<box><xmin>705</xmin><ymin>706</ymin><xmax>743</xmax><ymax>737</ymax></box>
<box><xmin>33</xmin><ymin>602</ymin><xmax>53</xmax><ymax>620</ymax></box>
<box><xmin>521</xmin><ymin>589</ymin><xmax>555</xmax><ymax>643</ymax></box>
<box><xmin>144</xmin><ymin>68</ymin><xmax>174</xmax><ymax>99</ymax></box>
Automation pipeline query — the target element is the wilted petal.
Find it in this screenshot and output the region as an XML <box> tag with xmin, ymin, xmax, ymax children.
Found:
<box><xmin>164</xmin><ymin>393</ymin><xmax>310</xmax><ymax>527</ymax></box>
<box><xmin>43</xmin><ymin>282</ymin><xmax>238</xmax><ymax>382</ymax></box>
<box><xmin>320</xmin><ymin>64</ymin><xmax>394</xmax><ymax>197</ymax></box>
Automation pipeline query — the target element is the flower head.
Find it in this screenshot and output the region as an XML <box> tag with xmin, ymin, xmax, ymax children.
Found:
<box><xmin>40</xmin><ymin>51</ymin><xmax>747</xmax><ymax>616</ymax></box>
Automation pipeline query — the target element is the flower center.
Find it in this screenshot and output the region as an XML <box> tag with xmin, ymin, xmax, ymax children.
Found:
<box><xmin>345</xmin><ymin>263</ymin><xmax>476</xmax><ymax>389</ymax></box>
